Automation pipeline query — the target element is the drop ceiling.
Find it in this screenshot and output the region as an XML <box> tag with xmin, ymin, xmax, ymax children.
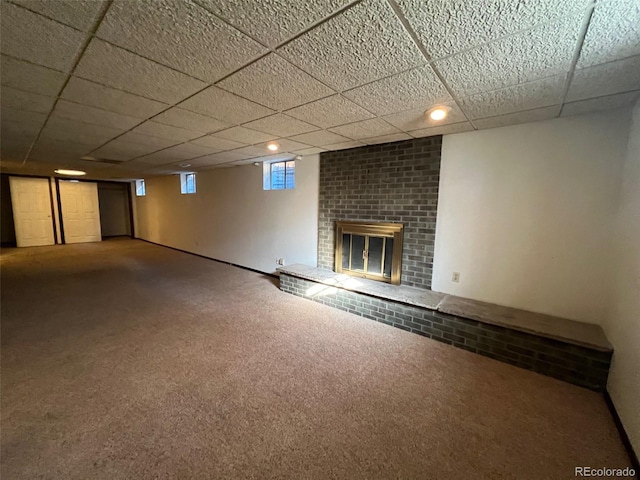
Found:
<box><xmin>1</xmin><ymin>0</ymin><xmax>639</xmax><ymax>179</ymax></box>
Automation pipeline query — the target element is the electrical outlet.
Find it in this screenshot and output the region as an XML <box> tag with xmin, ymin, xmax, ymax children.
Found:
<box><xmin>452</xmin><ymin>272</ymin><xmax>460</xmax><ymax>283</ymax></box>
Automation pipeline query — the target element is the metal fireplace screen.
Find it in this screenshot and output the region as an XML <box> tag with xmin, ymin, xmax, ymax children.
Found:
<box><xmin>334</xmin><ymin>221</ymin><xmax>403</xmax><ymax>285</ymax></box>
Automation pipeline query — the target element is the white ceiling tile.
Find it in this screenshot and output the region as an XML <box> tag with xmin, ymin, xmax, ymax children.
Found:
<box><xmin>190</xmin><ymin>135</ymin><xmax>245</xmax><ymax>151</ymax></box>
<box><xmin>96</xmin><ymin>0</ymin><xmax>266</xmax><ymax>82</ymax></box>
<box><xmin>191</xmin><ymin>150</ymin><xmax>253</xmax><ymax>165</ymax></box>
<box><xmin>0</xmin><ymin>124</ymin><xmax>40</xmax><ymax>158</ymax></box>
<box><xmin>92</xmin><ymin>141</ymin><xmax>164</xmax><ymax>161</ymax></box>
<box><xmin>61</xmin><ymin>77</ymin><xmax>169</xmax><ymax>119</ymax></box>
<box><xmin>243</xmin><ymin>114</ymin><xmax>319</xmax><ymax>137</ymax></box>
<box><xmin>409</xmin><ymin>121</ymin><xmax>475</xmax><ymax>138</ymax></box>
<box><xmin>473</xmin><ymin>106</ymin><xmax>559</xmax><ymax>129</ymax></box>
<box><xmin>343</xmin><ymin>65</ymin><xmax>451</xmax><ymax>115</ymax></box>
<box><xmin>74</xmin><ymin>39</ymin><xmax>207</xmax><ymax>104</ymax></box>
<box><xmin>436</xmin><ymin>14</ymin><xmax>582</xmax><ymax>97</ymax></box>
<box><xmin>323</xmin><ymin>140</ymin><xmax>364</xmax><ymax>151</ymax></box>
<box><xmin>153</xmin><ymin>108</ymin><xmax>230</xmax><ymax>133</ymax></box>
<box><xmin>196</xmin><ymin>0</ymin><xmax>349</xmax><ymax>47</ymax></box>
<box><xmin>214</xmin><ymin>163</ymin><xmax>243</xmax><ymax>169</ymax></box>
<box><xmin>0</xmin><ymin>120</ymin><xmax>41</xmax><ymax>143</ymax></box>
<box><xmin>30</xmin><ymin>138</ymin><xmax>96</xmax><ymax>159</ymax></box>
<box><xmin>268</xmin><ymin>139</ymin><xmax>310</xmax><ymax>152</ymax></box>
<box><xmin>11</xmin><ymin>0</ymin><xmax>106</xmax><ymax>31</ymax></box>
<box><xmin>230</xmin><ymin>145</ymin><xmax>278</xmax><ymax>159</ymax></box>
<box><xmin>561</xmin><ymin>90</ymin><xmax>640</xmax><ymax>117</ymax></box>
<box><xmin>231</xmin><ymin>139</ymin><xmax>310</xmax><ymax>159</ymax></box>
<box><xmin>293</xmin><ymin>147</ymin><xmax>326</xmax><ymax>155</ymax></box>
<box><xmin>567</xmin><ymin>55</ymin><xmax>640</xmax><ymax>102</ymax></box>
<box><xmin>41</xmin><ymin>117</ymin><xmax>124</xmax><ymax>146</ymax></box>
<box><xmin>211</xmin><ymin>126</ymin><xmax>277</xmax><ymax>145</ymax></box>
<box><xmin>174</xmin><ymin>156</ymin><xmax>223</xmax><ymax>167</ymax></box>
<box><xmin>1</xmin><ymin>55</ymin><xmax>66</xmax><ymax>96</ymax></box>
<box><xmin>230</xmin><ymin>153</ymin><xmax>296</xmax><ymax>166</ymax></box>
<box><xmin>459</xmin><ymin>75</ymin><xmax>566</xmax><ymax>119</ymax></box>
<box><xmin>0</xmin><ymin>2</ymin><xmax>87</xmax><ymax>72</ymax></box>
<box><xmin>52</xmin><ymin>99</ymin><xmax>142</xmax><ymax>130</ymax></box>
<box><xmin>1</xmin><ymin>106</ymin><xmax>47</xmax><ymax>127</ymax></box>
<box><xmin>117</xmin><ymin>131</ymin><xmax>182</xmax><ymax>150</ymax></box>
<box><xmin>362</xmin><ymin>133</ymin><xmax>412</xmax><ymax>145</ymax></box>
<box><xmin>397</xmin><ymin>0</ymin><xmax>587</xmax><ymax>59</ymax></box>
<box><xmin>218</xmin><ymin>54</ymin><xmax>334</xmax><ymax>111</ymax></box>
<box><xmin>578</xmin><ymin>0</ymin><xmax>640</xmax><ymax>67</ymax></box>
<box><xmin>278</xmin><ymin>0</ymin><xmax>424</xmax><ymax>91</ymax></box>
<box><xmin>179</xmin><ymin>86</ymin><xmax>275</xmax><ymax>125</ymax></box>
<box><xmin>134</xmin><ymin>143</ymin><xmax>217</xmax><ymax>164</ymax></box>
<box><xmin>284</xmin><ymin>94</ymin><xmax>375</xmax><ymax>128</ymax></box>
<box><xmin>288</xmin><ymin>130</ymin><xmax>350</xmax><ymax>147</ymax></box>
<box><xmin>383</xmin><ymin>103</ymin><xmax>466</xmax><ymax>131</ymax></box>
<box><xmin>132</xmin><ymin>121</ymin><xmax>203</xmax><ymax>142</ymax></box>
<box><xmin>1</xmin><ymin>136</ymin><xmax>33</xmax><ymax>158</ymax></box>
<box><xmin>329</xmin><ymin>118</ymin><xmax>400</xmax><ymax>139</ymax></box>
<box><xmin>1</xmin><ymin>86</ymin><xmax>56</xmax><ymax>114</ymax></box>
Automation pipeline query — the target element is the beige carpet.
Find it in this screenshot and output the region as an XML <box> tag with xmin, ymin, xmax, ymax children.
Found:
<box><xmin>0</xmin><ymin>239</ymin><xmax>632</xmax><ymax>479</ymax></box>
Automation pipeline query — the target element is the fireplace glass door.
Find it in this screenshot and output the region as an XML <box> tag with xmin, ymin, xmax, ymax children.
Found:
<box><xmin>335</xmin><ymin>222</ymin><xmax>403</xmax><ymax>285</ymax></box>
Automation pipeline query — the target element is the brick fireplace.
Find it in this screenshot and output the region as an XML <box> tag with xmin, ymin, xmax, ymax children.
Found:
<box><xmin>280</xmin><ymin>134</ymin><xmax>613</xmax><ymax>391</ymax></box>
<box><xmin>318</xmin><ymin>136</ymin><xmax>442</xmax><ymax>289</ymax></box>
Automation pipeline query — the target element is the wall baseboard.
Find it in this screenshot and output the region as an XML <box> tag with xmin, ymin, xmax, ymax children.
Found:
<box><xmin>136</xmin><ymin>238</ymin><xmax>279</xmax><ymax>279</ymax></box>
<box><xmin>604</xmin><ymin>390</ymin><xmax>639</xmax><ymax>476</ymax></box>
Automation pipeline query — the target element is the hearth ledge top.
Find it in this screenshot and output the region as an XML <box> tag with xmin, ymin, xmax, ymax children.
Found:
<box><xmin>278</xmin><ymin>264</ymin><xmax>445</xmax><ymax>310</ymax></box>
<box><xmin>278</xmin><ymin>264</ymin><xmax>613</xmax><ymax>353</ymax></box>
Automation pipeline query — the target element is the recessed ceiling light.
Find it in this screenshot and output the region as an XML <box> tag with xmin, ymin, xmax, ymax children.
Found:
<box><xmin>55</xmin><ymin>169</ymin><xmax>86</xmax><ymax>176</ymax></box>
<box><xmin>427</xmin><ymin>106</ymin><xmax>450</xmax><ymax>122</ymax></box>
<box><xmin>267</xmin><ymin>142</ymin><xmax>279</xmax><ymax>151</ymax></box>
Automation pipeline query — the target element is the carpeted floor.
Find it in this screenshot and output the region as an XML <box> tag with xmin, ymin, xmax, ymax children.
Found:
<box><xmin>0</xmin><ymin>239</ymin><xmax>632</xmax><ymax>479</ymax></box>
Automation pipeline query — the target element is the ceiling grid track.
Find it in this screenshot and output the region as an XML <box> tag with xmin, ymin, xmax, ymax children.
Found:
<box><xmin>558</xmin><ymin>3</ymin><xmax>598</xmax><ymax>116</ymax></box>
<box><xmin>2</xmin><ymin>0</ymin><xmax>638</xmax><ymax>177</ymax></box>
<box><xmin>19</xmin><ymin>0</ymin><xmax>114</xmax><ymax>168</ymax></box>
<box><xmin>83</xmin><ymin>0</ymin><xmax>371</xmax><ymax>165</ymax></box>
<box><xmin>385</xmin><ymin>0</ymin><xmax>478</xmax><ymax>130</ymax></box>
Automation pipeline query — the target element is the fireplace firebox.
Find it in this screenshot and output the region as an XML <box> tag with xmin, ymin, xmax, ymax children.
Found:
<box><xmin>334</xmin><ymin>221</ymin><xmax>404</xmax><ymax>285</ymax></box>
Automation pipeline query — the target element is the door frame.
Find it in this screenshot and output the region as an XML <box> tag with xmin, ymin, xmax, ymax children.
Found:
<box><xmin>55</xmin><ymin>178</ymin><xmax>135</xmax><ymax>243</ymax></box>
<box><xmin>6</xmin><ymin>173</ymin><xmax>59</xmax><ymax>245</ymax></box>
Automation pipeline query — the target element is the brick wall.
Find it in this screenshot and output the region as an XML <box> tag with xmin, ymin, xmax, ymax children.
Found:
<box><xmin>280</xmin><ymin>274</ymin><xmax>612</xmax><ymax>391</ymax></box>
<box><xmin>318</xmin><ymin>136</ymin><xmax>441</xmax><ymax>289</ymax></box>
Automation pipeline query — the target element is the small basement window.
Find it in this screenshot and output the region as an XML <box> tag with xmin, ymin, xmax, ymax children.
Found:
<box><xmin>135</xmin><ymin>179</ymin><xmax>146</xmax><ymax>196</ymax></box>
<box><xmin>263</xmin><ymin>160</ymin><xmax>295</xmax><ymax>190</ymax></box>
<box><xmin>180</xmin><ymin>172</ymin><xmax>196</xmax><ymax>194</ymax></box>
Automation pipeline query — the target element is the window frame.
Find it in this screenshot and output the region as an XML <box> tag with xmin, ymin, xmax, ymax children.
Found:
<box><xmin>264</xmin><ymin>159</ymin><xmax>295</xmax><ymax>191</ymax></box>
<box><xmin>180</xmin><ymin>172</ymin><xmax>196</xmax><ymax>195</ymax></box>
<box><xmin>135</xmin><ymin>179</ymin><xmax>146</xmax><ymax>196</ymax></box>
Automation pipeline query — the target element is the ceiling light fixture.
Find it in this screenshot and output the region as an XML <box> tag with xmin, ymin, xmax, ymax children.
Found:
<box><xmin>179</xmin><ymin>163</ymin><xmax>191</xmax><ymax>168</ymax></box>
<box><xmin>267</xmin><ymin>142</ymin><xmax>279</xmax><ymax>151</ymax></box>
<box><xmin>427</xmin><ymin>105</ymin><xmax>450</xmax><ymax>122</ymax></box>
<box><xmin>55</xmin><ymin>169</ymin><xmax>86</xmax><ymax>176</ymax></box>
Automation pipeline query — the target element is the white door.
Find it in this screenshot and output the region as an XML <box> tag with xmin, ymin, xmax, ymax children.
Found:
<box><xmin>59</xmin><ymin>181</ymin><xmax>102</xmax><ymax>244</ymax></box>
<box><xmin>9</xmin><ymin>176</ymin><xmax>55</xmax><ymax>247</ymax></box>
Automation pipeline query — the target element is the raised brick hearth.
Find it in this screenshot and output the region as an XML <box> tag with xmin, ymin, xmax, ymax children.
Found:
<box><xmin>279</xmin><ymin>265</ymin><xmax>613</xmax><ymax>391</ymax></box>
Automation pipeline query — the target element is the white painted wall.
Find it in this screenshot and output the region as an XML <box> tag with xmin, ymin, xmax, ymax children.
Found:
<box><xmin>607</xmin><ymin>99</ymin><xmax>640</xmax><ymax>454</ymax></box>
<box><xmin>134</xmin><ymin>155</ymin><xmax>319</xmax><ymax>274</ymax></box>
<box><xmin>433</xmin><ymin>110</ymin><xmax>631</xmax><ymax>324</ymax></box>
